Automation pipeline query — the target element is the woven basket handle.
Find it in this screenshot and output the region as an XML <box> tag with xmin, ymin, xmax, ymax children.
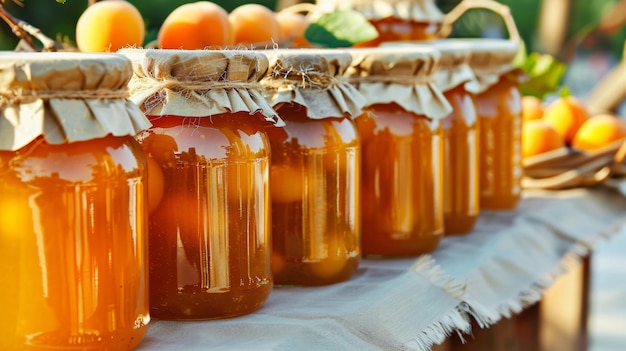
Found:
<box><xmin>438</xmin><ymin>0</ymin><xmax>521</xmax><ymax>43</ymax></box>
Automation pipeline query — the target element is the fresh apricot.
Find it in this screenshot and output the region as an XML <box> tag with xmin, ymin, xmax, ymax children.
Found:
<box><xmin>158</xmin><ymin>1</ymin><xmax>233</xmax><ymax>49</ymax></box>
<box><xmin>522</xmin><ymin>119</ymin><xmax>565</xmax><ymax>158</ymax></box>
<box><xmin>229</xmin><ymin>4</ymin><xmax>281</xmax><ymax>46</ymax></box>
<box><xmin>75</xmin><ymin>0</ymin><xmax>145</xmax><ymax>52</ymax></box>
<box><xmin>276</xmin><ymin>11</ymin><xmax>311</xmax><ymax>48</ymax></box>
<box><xmin>542</xmin><ymin>96</ymin><xmax>590</xmax><ymax>145</ymax></box>
<box><xmin>571</xmin><ymin>114</ymin><xmax>626</xmax><ymax>151</ymax></box>
<box><xmin>522</xmin><ymin>95</ymin><xmax>544</xmax><ymax>121</ymax></box>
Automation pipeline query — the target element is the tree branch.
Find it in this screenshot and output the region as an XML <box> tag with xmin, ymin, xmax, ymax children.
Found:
<box><xmin>0</xmin><ymin>3</ymin><xmax>57</xmax><ymax>51</ymax></box>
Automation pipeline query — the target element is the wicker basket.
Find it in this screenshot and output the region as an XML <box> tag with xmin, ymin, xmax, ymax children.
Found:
<box><xmin>522</xmin><ymin>140</ymin><xmax>626</xmax><ymax>190</ymax></box>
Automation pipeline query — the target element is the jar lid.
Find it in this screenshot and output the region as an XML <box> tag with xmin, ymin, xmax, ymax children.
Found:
<box><xmin>345</xmin><ymin>46</ymin><xmax>452</xmax><ymax>119</ymax></box>
<box><xmin>436</xmin><ymin>39</ymin><xmax>522</xmax><ymax>93</ymax></box>
<box><xmin>261</xmin><ymin>48</ymin><xmax>366</xmax><ymax>119</ymax></box>
<box><xmin>118</xmin><ymin>48</ymin><xmax>282</xmax><ymax>125</ymax></box>
<box><xmin>382</xmin><ymin>41</ymin><xmax>481</xmax><ymax>94</ymax></box>
<box><xmin>314</xmin><ymin>0</ymin><xmax>444</xmax><ymax>23</ymax></box>
<box><xmin>0</xmin><ymin>52</ymin><xmax>150</xmax><ymax>151</ymax></box>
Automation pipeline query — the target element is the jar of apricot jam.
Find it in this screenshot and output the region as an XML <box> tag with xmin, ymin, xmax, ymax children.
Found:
<box><xmin>465</xmin><ymin>39</ymin><xmax>524</xmax><ymax>210</ymax></box>
<box><xmin>121</xmin><ymin>49</ymin><xmax>281</xmax><ymax>319</ymax></box>
<box><xmin>430</xmin><ymin>41</ymin><xmax>482</xmax><ymax>234</ymax></box>
<box><xmin>262</xmin><ymin>49</ymin><xmax>365</xmax><ymax>286</ymax></box>
<box><xmin>0</xmin><ymin>52</ymin><xmax>151</xmax><ymax>350</ymax></box>
<box><xmin>315</xmin><ymin>0</ymin><xmax>444</xmax><ymax>46</ymax></box>
<box><xmin>345</xmin><ymin>46</ymin><xmax>452</xmax><ymax>256</ymax></box>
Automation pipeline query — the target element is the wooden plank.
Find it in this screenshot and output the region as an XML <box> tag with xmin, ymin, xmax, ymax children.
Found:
<box><xmin>539</xmin><ymin>255</ymin><xmax>591</xmax><ymax>351</ymax></box>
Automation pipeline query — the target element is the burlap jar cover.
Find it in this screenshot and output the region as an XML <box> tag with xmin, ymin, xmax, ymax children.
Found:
<box><xmin>344</xmin><ymin>46</ymin><xmax>452</xmax><ymax>119</ymax></box>
<box><xmin>313</xmin><ymin>0</ymin><xmax>444</xmax><ymax>23</ymax></box>
<box><xmin>261</xmin><ymin>49</ymin><xmax>366</xmax><ymax>119</ymax></box>
<box><xmin>117</xmin><ymin>49</ymin><xmax>282</xmax><ymax>125</ymax></box>
<box><xmin>0</xmin><ymin>52</ymin><xmax>151</xmax><ymax>151</ymax></box>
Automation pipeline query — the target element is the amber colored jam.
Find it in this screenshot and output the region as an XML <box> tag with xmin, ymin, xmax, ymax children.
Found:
<box><xmin>476</xmin><ymin>76</ymin><xmax>523</xmax><ymax>210</ymax></box>
<box><xmin>265</xmin><ymin>104</ymin><xmax>360</xmax><ymax>286</ymax></box>
<box><xmin>442</xmin><ymin>85</ymin><xmax>480</xmax><ymax>234</ymax></box>
<box><xmin>356</xmin><ymin>102</ymin><xmax>444</xmax><ymax>256</ymax></box>
<box><xmin>0</xmin><ymin>135</ymin><xmax>149</xmax><ymax>351</ymax></box>
<box><xmin>141</xmin><ymin>112</ymin><xmax>272</xmax><ymax>320</ymax></box>
<box><xmin>354</xmin><ymin>17</ymin><xmax>440</xmax><ymax>47</ymax></box>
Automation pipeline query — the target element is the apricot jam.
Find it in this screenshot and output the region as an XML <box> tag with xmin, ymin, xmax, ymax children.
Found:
<box><xmin>346</xmin><ymin>46</ymin><xmax>452</xmax><ymax>256</ymax></box>
<box><xmin>262</xmin><ymin>49</ymin><xmax>364</xmax><ymax>285</ymax></box>
<box><xmin>121</xmin><ymin>49</ymin><xmax>280</xmax><ymax>319</ymax></box>
<box><xmin>476</xmin><ymin>75</ymin><xmax>523</xmax><ymax>210</ymax></box>
<box><xmin>442</xmin><ymin>85</ymin><xmax>480</xmax><ymax>234</ymax></box>
<box><xmin>465</xmin><ymin>40</ymin><xmax>523</xmax><ymax>210</ymax></box>
<box><xmin>315</xmin><ymin>0</ymin><xmax>443</xmax><ymax>46</ymax></box>
<box><xmin>0</xmin><ymin>52</ymin><xmax>150</xmax><ymax>350</ymax></box>
<box><xmin>356</xmin><ymin>18</ymin><xmax>440</xmax><ymax>47</ymax></box>
<box><xmin>426</xmin><ymin>41</ymin><xmax>481</xmax><ymax>235</ymax></box>
<box><xmin>141</xmin><ymin>113</ymin><xmax>272</xmax><ymax>319</ymax></box>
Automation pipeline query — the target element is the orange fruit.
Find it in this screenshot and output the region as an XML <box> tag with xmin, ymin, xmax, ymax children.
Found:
<box><xmin>522</xmin><ymin>119</ymin><xmax>565</xmax><ymax>158</ymax></box>
<box><xmin>521</xmin><ymin>95</ymin><xmax>544</xmax><ymax>121</ymax></box>
<box><xmin>158</xmin><ymin>1</ymin><xmax>233</xmax><ymax>49</ymax></box>
<box><xmin>229</xmin><ymin>4</ymin><xmax>281</xmax><ymax>45</ymax></box>
<box><xmin>571</xmin><ymin>114</ymin><xmax>626</xmax><ymax>151</ymax></box>
<box><xmin>146</xmin><ymin>155</ymin><xmax>164</xmax><ymax>214</ymax></box>
<box><xmin>76</xmin><ymin>0</ymin><xmax>145</xmax><ymax>52</ymax></box>
<box><xmin>542</xmin><ymin>96</ymin><xmax>590</xmax><ymax>145</ymax></box>
<box><xmin>276</xmin><ymin>11</ymin><xmax>311</xmax><ymax>48</ymax></box>
<box><xmin>270</xmin><ymin>164</ymin><xmax>303</xmax><ymax>203</ymax></box>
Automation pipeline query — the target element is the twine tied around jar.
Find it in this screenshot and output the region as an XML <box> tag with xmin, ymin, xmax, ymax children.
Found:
<box><xmin>262</xmin><ymin>65</ymin><xmax>349</xmax><ymax>91</ymax></box>
<box><xmin>0</xmin><ymin>88</ymin><xmax>129</xmax><ymax>108</ymax></box>
<box><xmin>348</xmin><ymin>74</ymin><xmax>435</xmax><ymax>86</ymax></box>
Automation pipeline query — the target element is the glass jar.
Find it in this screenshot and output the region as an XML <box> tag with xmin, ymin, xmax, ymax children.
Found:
<box><xmin>121</xmin><ymin>49</ymin><xmax>281</xmax><ymax>319</ymax></box>
<box><xmin>345</xmin><ymin>47</ymin><xmax>452</xmax><ymax>256</ymax></box>
<box><xmin>315</xmin><ymin>0</ymin><xmax>444</xmax><ymax>46</ymax></box>
<box><xmin>0</xmin><ymin>52</ymin><xmax>151</xmax><ymax>350</ymax></box>
<box><xmin>262</xmin><ymin>49</ymin><xmax>365</xmax><ymax>286</ymax></box>
<box><xmin>467</xmin><ymin>40</ymin><xmax>523</xmax><ymax>210</ymax></box>
<box><xmin>430</xmin><ymin>41</ymin><xmax>481</xmax><ymax>235</ymax></box>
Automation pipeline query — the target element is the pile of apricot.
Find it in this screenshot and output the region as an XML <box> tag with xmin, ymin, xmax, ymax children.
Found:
<box><xmin>75</xmin><ymin>0</ymin><xmax>311</xmax><ymax>52</ymax></box>
<box><xmin>522</xmin><ymin>95</ymin><xmax>626</xmax><ymax>159</ymax></box>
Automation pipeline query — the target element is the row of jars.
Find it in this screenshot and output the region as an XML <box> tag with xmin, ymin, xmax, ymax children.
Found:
<box><xmin>0</xmin><ymin>38</ymin><xmax>522</xmax><ymax>350</ymax></box>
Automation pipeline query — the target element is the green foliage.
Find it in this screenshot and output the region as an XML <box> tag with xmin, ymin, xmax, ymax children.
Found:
<box><xmin>516</xmin><ymin>49</ymin><xmax>568</xmax><ymax>100</ymax></box>
<box><xmin>56</xmin><ymin>0</ymin><xmax>66</xmax><ymax>3</ymax></box>
<box><xmin>304</xmin><ymin>10</ymin><xmax>378</xmax><ymax>48</ymax></box>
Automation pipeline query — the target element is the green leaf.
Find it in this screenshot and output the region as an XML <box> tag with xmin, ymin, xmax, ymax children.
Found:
<box><xmin>56</xmin><ymin>0</ymin><xmax>66</xmax><ymax>3</ymax></box>
<box><xmin>516</xmin><ymin>52</ymin><xmax>567</xmax><ymax>100</ymax></box>
<box><xmin>304</xmin><ymin>10</ymin><xmax>379</xmax><ymax>48</ymax></box>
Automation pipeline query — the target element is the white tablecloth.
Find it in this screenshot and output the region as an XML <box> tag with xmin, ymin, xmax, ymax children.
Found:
<box><xmin>136</xmin><ymin>187</ymin><xmax>626</xmax><ymax>351</ymax></box>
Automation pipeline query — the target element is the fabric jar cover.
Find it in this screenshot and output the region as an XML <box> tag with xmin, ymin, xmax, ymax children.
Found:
<box><xmin>0</xmin><ymin>52</ymin><xmax>151</xmax><ymax>151</ymax></box>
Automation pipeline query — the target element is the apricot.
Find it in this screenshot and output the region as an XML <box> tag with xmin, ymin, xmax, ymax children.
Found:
<box><xmin>76</xmin><ymin>0</ymin><xmax>145</xmax><ymax>52</ymax></box>
<box><xmin>158</xmin><ymin>1</ymin><xmax>233</xmax><ymax>49</ymax></box>
<box><xmin>276</xmin><ymin>11</ymin><xmax>311</xmax><ymax>48</ymax></box>
<box><xmin>522</xmin><ymin>95</ymin><xmax>544</xmax><ymax>121</ymax></box>
<box><xmin>542</xmin><ymin>96</ymin><xmax>590</xmax><ymax>145</ymax></box>
<box><xmin>270</xmin><ymin>164</ymin><xmax>303</xmax><ymax>203</ymax></box>
<box><xmin>309</xmin><ymin>236</ymin><xmax>347</xmax><ymax>279</ymax></box>
<box><xmin>229</xmin><ymin>4</ymin><xmax>281</xmax><ymax>46</ymax></box>
<box><xmin>522</xmin><ymin>119</ymin><xmax>565</xmax><ymax>158</ymax></box>
<box><xmin>146</xmin><ymin>155</ymin><xmax>164</xmax><ymax>214</ymax></box>
<box><xmin>571</xmin><ymin>114</ymin><xmax>626</xmax><ymax>151</ymax></box>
